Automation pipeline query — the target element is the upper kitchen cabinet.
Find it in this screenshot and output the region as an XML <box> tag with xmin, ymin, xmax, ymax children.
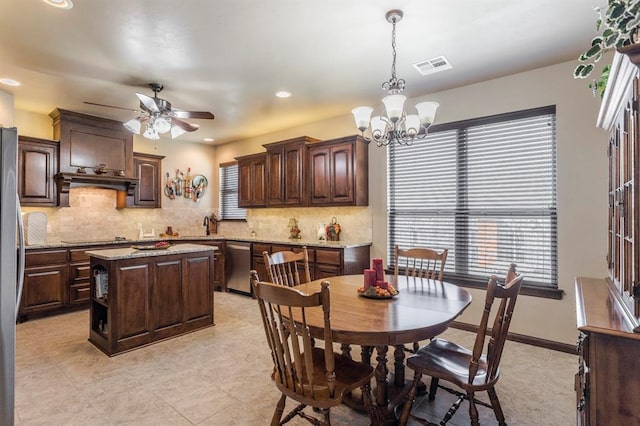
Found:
<box><xmin>308</xmin><ymin>135</ymin><xmax>369</xmax><ymax>206</ymax></box>
<box><xmin>49</xmin><ymin>109</ymin><xmax>137</xmax><ymax>207</ymax></box>
<box><xmin>18</xmin><ymin>136</ymin><xmax>58</xmax><ymax>207</ymax></box>
<box><xmin>236</xmin><ymin>152</ymin><xmax>267</xmax><ymax>207</ymax></box>
<box><xmin>118</xmin><ymin>152</ymin><xmax>165</xmax><ymax>209</ymax></box>
<box><xmin>264</xmin><ymin>136</ymin><xmax>319</xmax><ymax>207</ymax></box>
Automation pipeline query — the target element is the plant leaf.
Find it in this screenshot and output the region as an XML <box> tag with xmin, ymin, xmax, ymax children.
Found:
<box><xmin>609</xmin><ymin>2</ymin><xmax>626</xmax><ymax>20</ymax></box>
<box><xmin>605</xmin><ymin>31</ymin><xmax>620</xmax><ymax>47</ymax></box>
<box><xmin>591</xmin><ymin>36</ymin><xmax>604</xmax><ymax>46</ymax></box>
<box><xmin>574</xmin><ymin>64</ymin><xmax>587</xmax><ymax>78</ymax></box>
<box><xmin>585</xmin><ymin>43</ymin><xmax>603</xmax><ymax>58</ymax></box>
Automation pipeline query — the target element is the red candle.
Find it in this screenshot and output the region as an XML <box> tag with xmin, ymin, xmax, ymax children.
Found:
<box><xmin>372</xmin><ymin>258</ymin><xmax>384</xmax><ymax>282</ymax></box>
<box><xmin>376</xmin><ymin>280</ymin><xmax>388</xmax><ymax>290</ymax></box>
<box><xmin>363</xmin><ymin>269</ymin><xmax>376</xmax><ymax>289</ymax></box>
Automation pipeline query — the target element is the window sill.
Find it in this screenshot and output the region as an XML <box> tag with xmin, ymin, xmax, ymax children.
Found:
<box><xmin>444</xmin><ymin>276</ymin><xmax>564</xmax><ymax>300</ymax></box>
<box><xmin>219</xmin><ymin>219</ymin><xmax>247</xmax><ymax>222</ymax></box>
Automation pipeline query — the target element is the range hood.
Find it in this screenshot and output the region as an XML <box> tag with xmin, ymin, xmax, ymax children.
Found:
<box><xmin>50</xmin><ymin>108</ymin><xmax>136</xmax><ymax>207</ymax></box>
<box><xmin>55</xmin><ymin>172</ymin><xmax>138</xmax><ymax>206</ymax></box>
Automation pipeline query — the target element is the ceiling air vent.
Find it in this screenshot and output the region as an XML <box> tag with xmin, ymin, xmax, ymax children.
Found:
<box><xmin>413</xmin><ymin>56</ymin><xmax>452</xmax><ymax>76</ymax></box>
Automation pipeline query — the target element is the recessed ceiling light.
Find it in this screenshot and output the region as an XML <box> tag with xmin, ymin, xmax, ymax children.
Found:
<box><xmin>0</xmin><ymin>78</ymin><xmax>21</xmax><ymax>87</ymax></box>
<box><xmin>275</xmin><ymin>91</ymin><xmax>292</xmax><ymax>98</ymax></box>
<box><xmin>42</xmin><ymin>0</ymin><xmax>74</xmax><ymax>9</ymax></box>
<box><xmin>203</xmin><ymin>137</ymin><xmax>215</xmax><ymax>142</ymax></box>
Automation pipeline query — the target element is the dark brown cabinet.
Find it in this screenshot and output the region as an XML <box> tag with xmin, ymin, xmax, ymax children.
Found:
<box><xmin>21</xmin><ymin>249</ymin><xmax>68</xmax><ymax>316</ymax></box>
<box><xmin>18</xmin><ymin>136</ymin><xmax>58</xmax><ymax>207</ymax></box>
<box><xmin>265</xmin><ymin>136</ymin><xmax>318</xmax><ymax>207</ymax></box>
<box><xmin>89</xmin><ymin>249</ymin><xmax>214</xmax><ymax>356</ymax></box>
<box><xmin>251</xmin><ymin>242</ymin><xmax>370</xmax><ymax>282</ymax></box>
<box><xmin>308</xmin><ymin>135</ymin><xmax>369</xmax><ymax>206</ymax></box>
<box><xmin>236</xmin><ymin>153</ymin><xmax>266</xmax><ymax>207</ymax></box>
<box><xmin>119</xmin><ymin>152</ymin><xmax>164</xmax><ymax>208</ymax></box>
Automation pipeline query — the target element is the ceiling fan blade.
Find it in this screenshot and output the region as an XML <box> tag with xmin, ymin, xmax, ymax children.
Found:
<box><xmin>136</xmin><ymin>93</ymin><xmax>160</xmax><ymax>113</ymax></box>
<box><xmin>172</xmin><ymin>117</ymin><xmax>199</xmax><ymax>132</ymax></box>
<box><xmin>83</xmin><ymin>101</ymin><xmax>141</xmax><ymax>113</ymax></box>
<box><xmin>172</xmin><ymin>110</ymin><xmax>215</xmax><ymax>120</ymax></box>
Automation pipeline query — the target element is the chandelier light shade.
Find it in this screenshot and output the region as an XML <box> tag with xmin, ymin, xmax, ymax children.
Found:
<box><xmin>352</xmin><ymin>9</ymin><xmax>439</xmax><ymax>147</ymax></box>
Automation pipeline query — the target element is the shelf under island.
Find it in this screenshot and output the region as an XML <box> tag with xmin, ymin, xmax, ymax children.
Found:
<box><xmin>86</xmin><ymin>243</ymin><xmax>217</xmax><ymax>356</ymax></box>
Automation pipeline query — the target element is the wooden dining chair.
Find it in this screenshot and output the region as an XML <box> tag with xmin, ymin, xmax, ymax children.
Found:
<box><xmin>249</xmin><ymin>270</ymin><xmax>380</xmax><ymax>426</ymax></box>
<box><xmin>394</xmin><ymin>245</ymin><xmax>449</xmax><ymax>353</ymax></box>
<box><xmin>263</xmin><ymin>246</ymin><xmax>311</xmax><ymax>287</ymax></box>
<box><xmin>398</xmin><ymin>264</ymin><xmax>524</xmax><ymax>426</ymax></box>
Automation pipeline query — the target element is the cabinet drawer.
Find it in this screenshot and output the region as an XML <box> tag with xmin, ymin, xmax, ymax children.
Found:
<box><xmin>315</xmin><ymin>249</ymin><xmax>341</xmax><ymax>265</ymax></box>
<box><xmin>69</xmin><ymin>283</ymin><xmax>90</xmax><ymax>304</ymax></box>
<box><xmin>25</xmin><ymin>249</ymin><xmax>68</xmax><ymax>267</ymax></box>
<box><xmin>253</xmin><ymin>243</ymin><xmax>271</xmax><ymax>256</ymax></box>
<box><xmin>69</xmin><ymin>263</ymin><xmax>90</xmax><ymax>283</ymax></box>
<box><xmin>69</xmin><ymin>248</ymin><xmax>90</xmax><ymax>263</ymax></box>
<box><xmin>316</xmin><ymin>264</ymin><xmax>341</xmax><ymax>279</ymax></box>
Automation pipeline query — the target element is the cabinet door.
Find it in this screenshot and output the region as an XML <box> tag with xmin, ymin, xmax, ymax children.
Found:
<box><xmin>21</xmin><ymin>265</ymin><xmax>68</xmax><ymax>314</ymax></box>
<box><xmin>266</xmin><ymin>148</ymin><xmax>283</xmax><ymax>206</ymax></box>
<box><xmin>309</xmin><ymin>146</ymin><xmax>331</xmax><ymax>205</ymax></box>
<box><xmin>330</xmin><ymin>142</ymin><xmax>355</xmax><ymax>204</ymax></box>
<box><xmin>18</xmin><ymin>137</ymin><xmax>58</xmax><ymax>206</ymax></box>
<box><xmin>184</xmin><ymin>255</ymin><xmax>213</xmax><ymax>322</ymax></box>
<box><xmin>132</xmin><ymin>153</ymin><xmax>163</xmax><ymax>208</ymax></box>
<box><xmin>238</xmin><ymin>155</ymin><xmax>266</xmax><ymax>207</ymax></box>
<box><xmin>115</xmin><ymin>263</ymin><xmax>151</xmax><ymax>342</ymax></box>
<box><xmin>283</xmin><ymin>144</ymin><xmax>306</xmax><ymax>205</ymax></box>
<box><xmin>151</xmin><ymin>258</ymin><xmax>184</xmax><ymax>338</ymax></box>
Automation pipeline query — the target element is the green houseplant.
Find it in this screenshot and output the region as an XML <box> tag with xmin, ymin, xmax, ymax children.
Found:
<box><xmin>574</xmin><ymin>0</ymin><xmax>640</xmax><ymax>80</ymax></box>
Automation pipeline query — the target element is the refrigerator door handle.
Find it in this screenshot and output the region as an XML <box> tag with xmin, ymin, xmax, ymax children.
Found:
<box><xmin>16</xmin><ymin>194</ymin><xmax>24</xmax><ymax>320</ymax></box>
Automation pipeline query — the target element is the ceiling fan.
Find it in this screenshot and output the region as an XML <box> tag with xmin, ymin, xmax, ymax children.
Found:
<box><xmin>84</xmin><ymin>83</ymin><xmax>215</xmax><ymax>140</ymax></box>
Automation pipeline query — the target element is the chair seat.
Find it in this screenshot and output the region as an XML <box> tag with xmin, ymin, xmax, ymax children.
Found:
<box><xmin>407</xmin><ymin>338</ymin><xmax>498</xmax><ymax>391</ymax></box>
<box><xmin>275</xmin><ymin>347</ymin><xmax>375</xmax><ymax>409</ymax></box>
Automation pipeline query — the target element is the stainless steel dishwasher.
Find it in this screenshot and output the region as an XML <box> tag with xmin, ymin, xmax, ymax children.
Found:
<box><xmin>225</xmin><ymin>241</ymin><xmax>252</xmax><ymax>295</ymax></box>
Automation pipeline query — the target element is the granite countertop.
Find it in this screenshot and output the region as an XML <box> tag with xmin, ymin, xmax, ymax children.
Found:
<box><xmin>24</xmin><ymin>235</ymin><xmax>371</xmax><ymax>250</ymax></box>
<box><xmin>85</xmin><ymin>243</ymin><xmax>217</xmax><ymax>261</ymax></box>
<box><xmin>224</xmin><ymin>237</ymin><xmax>371</xmax><ymax>249</ymax></box>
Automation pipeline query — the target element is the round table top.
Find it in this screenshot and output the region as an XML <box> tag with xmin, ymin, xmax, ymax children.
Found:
<box><xmin>293</xmin><ymin>275</ymin><xmax>472</xmax><ymax>346</ymax></box>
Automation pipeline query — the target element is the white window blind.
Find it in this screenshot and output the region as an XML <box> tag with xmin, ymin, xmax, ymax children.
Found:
<box><xmin>388</xmin><ymin>106</ymin><xmax>557</xmax><ymax>288</ymax></box>
<box><xmin>219</xmin><ymin>163</ymin><xmax>246</xmax><ymax>220</ymax></box>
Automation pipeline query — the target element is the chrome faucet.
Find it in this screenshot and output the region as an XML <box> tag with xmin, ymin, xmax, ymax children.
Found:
<box><xmin>203</xmin><ymin>216</ymin><xmax>210</xmax><ymax>235</ymax></box>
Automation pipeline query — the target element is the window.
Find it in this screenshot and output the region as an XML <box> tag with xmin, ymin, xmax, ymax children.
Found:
<box><xmin>388</xmin><ymin>106</ymin><xmax>557</xmax><ymax>289</ymax></box>
<box><xmin>219</xmin><ymin>162</ymin><xmax>246</xmax><ymax>220</ymax></box>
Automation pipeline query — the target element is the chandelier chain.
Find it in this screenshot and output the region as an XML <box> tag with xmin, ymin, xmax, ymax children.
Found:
<box><xmin>391</xmin><ymin>18</ymin><xmax>397</xmax><ymax>81</ymax></box>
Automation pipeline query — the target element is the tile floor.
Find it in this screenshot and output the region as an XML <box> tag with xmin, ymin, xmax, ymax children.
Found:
<box><xmin>15</xmin><ymin>291</ymin><xmax>577</xmax><ymax>425</ymax></box>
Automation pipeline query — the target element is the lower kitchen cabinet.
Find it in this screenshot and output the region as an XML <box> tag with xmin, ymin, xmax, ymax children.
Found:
<box><xmin>21</xmin><ymin>249</ymin><xmax>68</xmax><ymax>316</ymax></box>
<box><xmin>251</xmin><ymin>242</ymin><xmax>370</xmax><ymax>283</ymax></box>
<box><xmin>88</xmin><ymin>248</ymin><xmax>214</xmax><ymax>356</ymax></box>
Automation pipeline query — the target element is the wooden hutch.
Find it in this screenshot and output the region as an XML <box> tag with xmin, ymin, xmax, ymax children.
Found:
<box><xmin>575</xmin><ymin>44</ymin><xmax>640</xmax><ymax>425</ymax></box>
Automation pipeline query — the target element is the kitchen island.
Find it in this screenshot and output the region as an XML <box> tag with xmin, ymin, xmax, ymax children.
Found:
<box><xmin>86</xmin><ymin>243</ymin><xmax>216</xmax><ymax>356</ymax></box>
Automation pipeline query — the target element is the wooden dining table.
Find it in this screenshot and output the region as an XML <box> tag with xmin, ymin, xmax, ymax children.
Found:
<box><xmin>293</xmin><ymin>274</ymin><xmax>472</xmax><ymax>422</ymax></box>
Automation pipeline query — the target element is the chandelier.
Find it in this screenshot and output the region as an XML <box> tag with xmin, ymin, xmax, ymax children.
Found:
<box><xmin>352</xmin><ymin>9</ymin><xmax>439</xmax><ymax>147</ymax></box>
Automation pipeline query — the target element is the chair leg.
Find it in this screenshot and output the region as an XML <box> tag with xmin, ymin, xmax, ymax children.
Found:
<box><xmin>467</xmin><ymin>391</ymin><xmax>480</xmax><ymax>426</ymax></box>
<box><xmin>412</xmin><ymin>340</ymin><xmax>419</xmax><ymax>353</ymax></box>
<box><xmin>398</xmin><ymin>371</ymin><xmax>422</xmax><ymax>426</ymax></box>
<box><xmin>361</xmin><ymin>382</ymin><xmax>383</xmax><ymax>426</ymax></box>
<box><xmin>271</xmin><ymin>394</ymin><xmax>286</xmax><ymax>426</ymax></box>
<box><xmin>428</xmin><ymin>377</ymin><xmax>439</xmax><ymax>401</ymax></box>
<box><xmin>487</xmin><ymin>386</ymin><xmax>506</xmax><ymax>425</ymax></box>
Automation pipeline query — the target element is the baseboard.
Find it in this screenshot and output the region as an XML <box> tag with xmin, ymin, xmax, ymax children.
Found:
<box><xmin>450</xmin><ymin>321</ymin><xmax>577</xmax><ymax>355</ymax></box>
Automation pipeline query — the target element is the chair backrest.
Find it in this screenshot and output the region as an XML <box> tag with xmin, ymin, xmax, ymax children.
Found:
<box><xmin>249</xmin><ymin>270</ymin><xmax>336</xmax><ymax>400</ymax></box>
<box><xmin>468</xmin><ymin>265</ymin><xmax>524</xmax><ymax>385</ymax></box>
<box><xmin>394</xmin><ymin>245</ymin><xmax>448</xmax><ymax>281</ymax></box>
<box><xmin>263</xmin><ymin>246</ymin><xmax>311</xmax><ymax>287</ymax></box>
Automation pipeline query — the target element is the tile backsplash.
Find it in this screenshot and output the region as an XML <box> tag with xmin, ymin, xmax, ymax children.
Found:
<box><xmin>22</xmin><ymin>187</ymin><xmax>373</xmax><ymax>243</ymax></box>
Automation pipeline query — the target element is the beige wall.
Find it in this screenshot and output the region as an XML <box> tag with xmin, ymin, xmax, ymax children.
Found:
<box><xmin>215</xmin><ymin>59</ymin><xmax>609</xmax><ymax>345</ymax></box>
<box><xmin>14</xmin><ymin>57</ymin><xmax>609</xmax><ymax>344</ymax></box>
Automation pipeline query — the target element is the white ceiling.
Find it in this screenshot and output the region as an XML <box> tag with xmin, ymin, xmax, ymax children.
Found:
<box><xmin>0</xmin><ymin>0</ymin><xmax>607</xmax><ymax>145</ymax></box>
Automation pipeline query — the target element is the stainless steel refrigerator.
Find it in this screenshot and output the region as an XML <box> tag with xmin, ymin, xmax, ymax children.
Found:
<box><xmin>0</xmin><ymin>127</ymin><xmax>25</xmax><ymax>424</ymax></box>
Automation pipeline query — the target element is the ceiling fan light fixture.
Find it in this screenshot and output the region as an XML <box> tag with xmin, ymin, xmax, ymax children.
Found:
<box><xmin>154</xmin><ymin>116</ymin><xmax>172</xmax><ymax>134</ymax></box>
<box><xmin>143</xmin><ymin>126</ymin><xmax>159</xmax><ymax>140</ymax></box>
<box><xmin>43</xmin><ymin>0</ymin><xmax>74</xmax><ymax>9</ymax></box>
<box><xmin>170</xmin><ymin>125</ymin><xmax>187</xmax><ymax>139</ymax></box>
<box><xmin>123</xmin><ymin>118</ymin><xmax>142</xmax><ymax>134</ymax></box>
